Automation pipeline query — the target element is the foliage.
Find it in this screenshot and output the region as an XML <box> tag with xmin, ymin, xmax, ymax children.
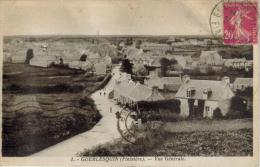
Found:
<box><xmin>80</xmin><ymin>125</ymin><xmax>169</xmax><ymax>156</ymax></box>
<box><xmin>25</xmin><ymin>49</ymin><xmax>34</xmax><ymax>64</ymax></box>
<box><xmin>149</xmin><ymin>129</ymin><xmax>252</xmax><ymax>156</ymax></box>
<box><xmin>96</xmin><ymin>74</ymin><xmax>112</xmax><ymax>91</ymax></box>
<box><xmin>125</xmin><ymin>38</ymin><xmax>133</xmax><ymax>46</ymax></box>
<box><xmin>2</xmin><ymin>98</ymin><xmax>101</xmax><ymax>156</ymax></box>
<box><xmin>79</xmin><ymin>97</ymin><xmax>94</xmax><ymax>107</ymax></box>
<box><xmin>228</xmin><ymin>96</ymin><xmax>248</xmax><ymax>119</ymax></box>
<box><xmin>136</xmin><ymin>40</ymin><xmax>142</xmax><ymax>49</ymax></box>
<box><xmin>213</xmin><ymin>108</ymin><xmax>223</xmax><ymax>119</ymax></box>
<box><xmin>120</xmin><ymin>58</ymin><xmax>133</xmax><ymax>74</ymax></box>
<box><xmin>137</xmin><ymin>99</ymin><xmax>180</xmax><ymax>113</ymax></box>
<box><xmin>230</xmin><ymin>96</ymin><xmax>247</xmax><ymax>112</ymax></box>
<box><xmin>80</xmin><ymin>128</ymin><xmax>252</xmax><ymax>156</ymax></box>
<box><xmin>160</xmin><ymin>57</ymin><xmax>177</xmax><ymax>77</ymax></box>
<box><xmin>236</xmin><ymin>87</ymin><xmax>253</xmax><ymax>97</ymax></box>
<box><xmin>80</xmin><ymin>54</ymin><xmax>87</xmax><ymax>61</ymax></box>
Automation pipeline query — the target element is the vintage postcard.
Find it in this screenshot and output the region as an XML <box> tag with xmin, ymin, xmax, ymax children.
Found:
<box><xmin>0</xmin><ymin>0</ymin><xmax>259</xmax><ymax>166</ymax></box>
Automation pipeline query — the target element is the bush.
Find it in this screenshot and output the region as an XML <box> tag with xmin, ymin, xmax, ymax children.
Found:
<box><xmin>213</xmin><ymin>108</ymin><xmax>223</xmax><ymax>119</ymax></box>
<box><xmin>236</xmin><ymin>87</ymin><xmax>253</xmax><ymax>97</ymax></box>
<box><xmin>7</xmin><ymin>84</ymin><xmax>22</xmax><ymax>92</ymax></box>
<box><xmin>230</xmin><ymin>96</ymin><xmax>247</xmax><ymax>112</ymax></box>
<box><xmin>137</xmin><ymin>99</ymin><xmax>181</xmax><ymax>113</ymax></box>
<box><xmin>79</xmin><ymin>97</ymin><xmax>95</xmax><ymax>108</ymax></box>
<box><xmin>227</xmin><ymin>96</ymin><xmax>248</xmax><ymax>119</ymax></box>
<box><xmin>96</xmin><ymin>74</ymin><xmax>112</xmax><ymax>91</ymax></box>
<box><xmin>80</xmin><ymin>126</ymin><xmax>169</xmax><ymax>156</ymax></box>
<box><xmin>80</xmin><ymin>54</ymin><xmax>87</xmax><ymax>61</ymax></box>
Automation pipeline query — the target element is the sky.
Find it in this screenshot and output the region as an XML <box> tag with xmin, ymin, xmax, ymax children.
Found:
<box><xmin>1</xmin><ymin>0</ymin><xmax>220</xmax><ymax>36</ymax></box>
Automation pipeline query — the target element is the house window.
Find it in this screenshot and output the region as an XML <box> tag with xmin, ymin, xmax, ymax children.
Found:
<box><xmin>205</xmin><ymin>106</ymin><xmax>210</xmax><ymax>112</ymax></box>
<box><xmin>187</xmin><ymin>90</ymin><xmax>191</xmax><ymax>98</ymax></box>
<box><xmin>187</xmin><ymin>88</ymin><xmax>195</xmax><ymax>98</ymax></box>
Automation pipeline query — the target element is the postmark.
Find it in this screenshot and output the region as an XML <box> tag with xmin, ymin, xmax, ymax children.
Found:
<box><xmin>116</xmin><ymin>108</ymin><xmax>141</xmax><ymax>144</ymax></box>
<box><xmin>209</xmin><ymin>0</ymin><xmax>258</xmax><ymax>45</ymax></box>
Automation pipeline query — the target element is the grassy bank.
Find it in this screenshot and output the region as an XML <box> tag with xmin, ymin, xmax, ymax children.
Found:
<box><xmin>79</xmin><ymin>123</ymin><xmax>252</xmax><ymax>156</ymax></box>
<box><xmin>149</xmin><ymin>128</ymin><xmax>252</xmax><ymax>156</ymax></box>
<box><xmin>2</xmin><ymin>64</ymin><xmax>103</xmax><ymax>156</ymax></box>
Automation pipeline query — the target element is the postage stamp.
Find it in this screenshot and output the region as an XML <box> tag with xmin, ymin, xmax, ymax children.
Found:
<box><xmin>223</xmin><ymin>2</ymin><xmax>258</xmax><ymax>44</ymax></box>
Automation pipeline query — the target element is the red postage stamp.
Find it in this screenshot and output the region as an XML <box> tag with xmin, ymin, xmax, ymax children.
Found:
<box><xmin>223</xmin><ymin>2</ymin><xmax>258</xmax><ymax>44</ymax></box>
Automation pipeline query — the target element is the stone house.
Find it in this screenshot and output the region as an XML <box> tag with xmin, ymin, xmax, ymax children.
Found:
<box><xmin>233</xmin><ymin>78</ymin><xmax>253</xmax><ymax>91</ymax></box>
<box><xmin>112</xmin><ymin>78</ymin><xmax>164</xmax><ymax>107</ymax></box>
<box><xmin>175</xmin><ymin>76</ymin><xmax>234</xmax><ymax>118</ymax></box>
<box><xmin>140</xmin><ymin>42</ymin><xmax>171</xmax><ymax>54</ymax></box>
<box><xmin>199</xmin><ymin>51</ymin><xmax>224</xmax><ymax>66</ymax></box>
<box><xmin>223</xmin><ymin>58</ymin><xmax>253</xmax><ymax>70</ymax></box>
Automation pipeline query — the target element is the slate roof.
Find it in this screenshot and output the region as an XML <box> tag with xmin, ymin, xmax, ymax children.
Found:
<box><xmin>115</xmin><ymin>79</ymin><xmax>164</xmax><ymax>102</ymax></box>
<box><xmin>175</xmin><ymin>79</ymin><xmax>234</xmax><ymax>101</ymax></box>
<box><xmin>233</xmin><ymin>78</ymin><xmax>253</xmax><ymax>87</ymax></box>
<box><xmin>200</xmin><ymin>51</ymin><xmax>223</xmax><ymax>65</ymax></box>
<box><xmin>145</xmin><ymin>77</ymin><xmax>182</xmax><ymax>90</ymax></box>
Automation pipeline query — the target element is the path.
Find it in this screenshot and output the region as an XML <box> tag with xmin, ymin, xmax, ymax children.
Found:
<box><xmin>31</xmin><ymin>66</ymin><xmax>126</xmax><ymax>157</ymax></box>
<box><xmin>163</xmin><ymin>118</ymin><xmax>252</xmax><ymax>133</ymax></box>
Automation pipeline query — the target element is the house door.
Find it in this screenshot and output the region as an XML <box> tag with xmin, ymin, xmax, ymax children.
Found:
<box><xmin>194</xmin><ymin>100</ymin><xmax>205</xmax><ymax>118</ymax></box>
<box><xmin>188</xmin><ymin>99</ymin><xmax>204</xmax><ymax>118</ymax></box>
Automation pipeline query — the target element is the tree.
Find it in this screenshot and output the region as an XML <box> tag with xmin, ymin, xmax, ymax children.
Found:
<box><xmin>120</xmin><ymin>57</ymin><xmax>133</xmax><ymax>74</ymax></box>
<box><xmin>213</xmin><ymin>108</ymin><xmax>223</xmax><ymax>119</ymax></box>
<box><xmin>125</xmin><ymin>38</ymin><xmax>133</xmax><ymax>46</ymax></box>
<box><xmin>136</xmin><ymin>40</ymin><xmax>142</xmax><ymax>49</ymax></box>
<box><xmin>160</xmin><ymin>57</ymin><xmax>177</xmax><ymax>77</ymax></box>
<box><xmin>80</xmin><ymin>54</ymin><xmax>87</xmax><ymax>61</ymax></box>
<box><xmin>160</xmin><ymin>58</ymin><xmax>171</xmax><ymax>77</ymax></box>
<box><xmin>25</xmin><ymin>49</ymin><xmax>34</xmax><ymax>64</ymax></box>
<box><xmin>228</xmin><ymin>96</ymin><xmax>247</xmax><ymax>118</ymax></box>
<box><xmin>236</xmin><ymin>87</ymin><xmax>253</xmax><ymax>97</ymax></box>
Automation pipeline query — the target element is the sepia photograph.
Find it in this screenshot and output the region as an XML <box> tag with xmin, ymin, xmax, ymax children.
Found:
<box><xmin>0</xmin><ymin>0</ymin><xmax>258</xmax><ymax>166</ymax></box>
<box><xmin>2</xmin><ymin>35</ymin><xmax>254</xmax><ymax>157</ymax></box>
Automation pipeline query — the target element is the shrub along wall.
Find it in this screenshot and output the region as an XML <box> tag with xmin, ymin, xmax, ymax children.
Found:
<box><xmin>227</xmin><ymin>95</ymin><xmax>252</xmax><ymax>119</ymax></box>
<box><xmin>137</xmin><ymin>99</ymin><xmax>180</xmax><ymax>112</ymax></box>
<box><xmin>136</xmin><ymin>99</ymin><xmax>181</xmax><ymax>122</ymax></box>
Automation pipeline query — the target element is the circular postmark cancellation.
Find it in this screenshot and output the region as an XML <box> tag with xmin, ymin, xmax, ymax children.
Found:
<box><xmin>209</xmin><ymin>0</ymin><xmax>258</xmax><ymax>44</ymax></box>
<box><xmin>116</xmin><ymin>108</ymin><xmax>142</xmax><ymax>145</ymax></box>
<box><xmin>116</xmin><ymin>107</ymin><xmax>162</xmax><ymax>145</ymax></box>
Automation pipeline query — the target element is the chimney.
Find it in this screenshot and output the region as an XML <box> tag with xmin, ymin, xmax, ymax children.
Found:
<box><xmin>135</xmin><ymin>81</ymin><xmax>141</xmax><ymax>87</ymax></box>
<box><xmin>202</xmin><ymin>88</ymin><xmax>212</xmax><ymax>99</ymax></box>
<box><xmin>182</xmin><ymin>75</ymin><xmax>190</xmax><ymax>83</ymax></box>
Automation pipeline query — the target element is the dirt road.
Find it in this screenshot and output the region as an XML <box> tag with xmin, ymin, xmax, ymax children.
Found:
<box><xmin>31</xmin><ymin>66</ymin><xmax>126</xmax><ymax>157</ymax></box>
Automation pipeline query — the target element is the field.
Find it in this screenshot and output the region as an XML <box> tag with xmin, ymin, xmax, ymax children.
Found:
<box><xmin>80</xmin><ymin>120</ymin><xmax>252</xmax><ymax>156</ymax></box>
<box><xmin>149</xmin><ymin>129</ymin><xmax>252</xmax><ymax>156</ymax></box>
<box><xmin>2</xmin><ymin>63</ymin><xmax>103</xmax><ymax>156</ymax></box>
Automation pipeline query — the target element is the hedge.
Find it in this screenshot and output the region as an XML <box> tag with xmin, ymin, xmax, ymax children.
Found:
<box><xmin>137</xmin><ymin>99</ymin><xmax>180</xmax><ymax>113</ymax></box>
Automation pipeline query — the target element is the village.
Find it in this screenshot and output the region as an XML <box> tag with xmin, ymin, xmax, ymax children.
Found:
<box><xmin>2</xmin><ymin>35</ymin><xmax>253</xmax><ymax>156</ymax></box>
